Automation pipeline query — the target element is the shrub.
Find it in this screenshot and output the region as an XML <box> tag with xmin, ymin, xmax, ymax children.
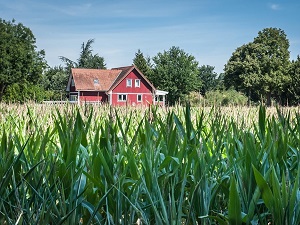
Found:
<box><xmin>205</xmin><ymin>89</ymin><xmax>248</xmax><ymax>106</ymax></box>
<box><xmin>3</xmin><ymin>82</ymin><xmax>49</xmax><ymax>103</ymax></box>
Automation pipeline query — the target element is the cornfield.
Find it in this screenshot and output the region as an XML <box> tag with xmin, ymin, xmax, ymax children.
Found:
<box><xmin>0</xmin><ymin>103</ymin><xmax>299</xmax><ymax>225</ymax></box>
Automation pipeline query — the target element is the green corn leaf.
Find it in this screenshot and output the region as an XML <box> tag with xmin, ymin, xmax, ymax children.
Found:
<box><xmin>173</xmin><ymin>113</ymin><xmax>185</xmax><ymax>139</ymax></box>
<box><xmin>270</xmin><ymin>167</ymin><xmax>283</xmax><ymax>221</ymax></box>
<box><xmin>228</xmin><ymin>177</ymin><xmax>242</xmax><ymax>225</ymax></box>
<box><xmin>158</xmin><ymin>156</ymin><xmax>180</xmax><ymax>171</ymax></box>
<box><xmin>82</xmin><ymin>200</ymin><xmax>103</xmax><ymax>224</ymax></box>
<box><xmin>289</xmin><ymin>167</ymin><xmax>300</xmax><ymax>224</ymax></box>
<box><xmin>252</xmin><ymin>165</ymin><xmax>274</xmax><ymax>212</ymax></box>
<box><xmin>206</xmin><ymin>215</ymin><xmax>229</xmax><ymax>225</ymax></box>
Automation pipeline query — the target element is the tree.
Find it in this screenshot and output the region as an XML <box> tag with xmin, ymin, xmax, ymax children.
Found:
<box><xmin>224</xmin><ymin>28</ymin><xmax>291</xmax><ymax>105</ymax></box>
<box><xmin>2</xmin><ymin>82</ymin><xmax>45</xmax><ymax>103</ymax></box>
<box><xmin>0</xmin><ymin>18</ymin><xmax>47</xmax><ymax>101</ymax></box>
<box><xmin>133</xmin><ymin>49</ymin><xmax>153</xmax><ymax>80</ymax></box>
<box><xmin>198</xmin><ymin>65</ymin><xmax>218</xmax><ymax>95</ymax></box>
<box><xmin>60</xmin><ymin>39</ymin><xmax>106</xmax><ymax>70</ymax></box>
<box><xmin>254</xmin><ymin>28</ymin><xmax>291</xmax><ymax>105</ymax></box>
<box><xmin>224</xmin><ymin>42</ymin><xmax>263</xmax><ymax>103</ymax></box>
<box><xmin>287</xmin><ymin>56</ymin><xmax>300</xmax><ymax>105</ymax></box>
<box><xmin>152</xmin><ymin>46</ymin><xmax>200</xmax><ymax>105</ymax></box>
<box><xmin>41</xmin><ymin>66</ymin><xmax>69</xmax><ymax>100</ymax></box>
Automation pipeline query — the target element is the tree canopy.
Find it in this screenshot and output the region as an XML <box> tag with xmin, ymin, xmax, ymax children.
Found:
<box><xmin>2</xmin><ymin>17</ymin><xmax>299</xmax><ymax>106</ymax></box>
<box><xmin>133</xmin><ymin>49</ymin><xmax>153</xmax><ymax>80</ymax></box>
<box><xmin>60</xmin><ymin>39</ymin><xmax>106</xmax><ymax>70</ymax></box>
<box><xmin>152</xmin><ymin>46</ymin><xmax>200</xmax><ymax>105</ymax></box>
<box><xmin>0</xmin><ymin>18</ymin><xmax>46</xmax><ymax>101</ymax></box>
<box><xmin>41</xmin><ymin>66</ymin><xmax>69</xmax><ymax>100</ymax></box>
<box><xmin>287</xmin><ymin>56</ymin><xmax>300</xmax><ymax>105</ymax></box>
<box><xmin>224</xmin><ymin>27</ymin><xmax>291</xmax><ymax>105</ymax></box>
<box><xmin>198</xmin><ymin>65</ymin><xmax>219</xmax><ymax>96</ymax></box>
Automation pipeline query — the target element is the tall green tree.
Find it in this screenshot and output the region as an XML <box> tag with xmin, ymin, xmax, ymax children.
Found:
<box><xmin>0</xmin><ymin>18</ymin><xmax>47</xmax><ymax>101</ymax></box>
<box><xmin>254</xmin><ymin>28</ymin><xmax>291</xmax><ymax>105</ymax></box>
<box><xmin>41</xmin><ymin>66</ymin><xmax>69</xmax><ymax>100</ymax></box>
<box><xmin>224</xmin><ymin>42</ymin><xmax>262</xmax><ymax>103</ymax></box>
<box><xmin>198</xmin><ymin>65</ymin><xmax>218</xmax><ymax>96</ymax></box>
<box><xmin>152</xmin><ymin>46</ymin><xmax>200</xmax><ymax>105</ymax></box>
<box><xmin>133</xmin><ymin>49</ymin><xmax>153</xmax><ymax>79</ymax></box>
<box><xmin>60</xmin><ymin>39</ymin><xmax>106</xmax><ymax>70</ymax></box>
<box><xmin>224</xmin><ymin>28</ymin><xmax>291</xmax><ymax>105</ymax></box>
<box><xmin>287</xmin><ymin>56</ymin><xmax>300</xmax><ymax>105</ymax></box>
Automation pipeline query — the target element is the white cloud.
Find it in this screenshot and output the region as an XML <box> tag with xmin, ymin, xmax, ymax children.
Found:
<box><xmin>269</xmin><ymin>3</ymin><xmax>281</xmax><ymax>10</ymax></box>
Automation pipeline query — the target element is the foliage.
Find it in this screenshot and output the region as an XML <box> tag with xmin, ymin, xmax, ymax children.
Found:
<box><xmin>187</xmin><ymin>89</ymin><xmax>248</xmax><ymax>106</ymax></box>
<box><xmin>152</xmin><ymin>46</ymin><xmax>200</xmax><ymax>105</ymax></box>
<box><xmin>2</xmin><ymin>81</ymin><xmax>45</xmax><ymax>103</ymax></box>
<box><xmin>200</xmin><ymin>89</ymin><xmax>248</xmax><ymax>106</ymax></box>
<box><xmin>0</xmin><ymin>18</ymin><xmax>47</xmax><ymax>101</ymax></box>
<box><xmin>41</xmin><ymin>66</ymin><xmax>69</xmax><ymax>100</ymax></box>
<box><xmin>0</xmin><ymin>104</ymin><xmax>299</xmax><ymax>224</ymax></box>
<box><xmin>224</xmin><ymin>27</ymin><xmax>291</xmax><ymax>106</ymax></box>
<box><xmin>133</xmin><ymin>49</ymin><xmax>153</xmax><ymax>79</ymax></box>
<box><xmin>60</xmin><ymin>39</ymin><xmax>106</xmax><ymax>71</ymax></box>
<box><xmin>254</xmin><ymin>28</ymin><xmax>291</xmax><ymax>104</ymax></box>
<box><xmin>224</xmin><ymin>42</ymin><xmax>262</xmax><ymax>100</ymax></box>
<box><xmin>198</xmin><ymin>65</ymin><xmax>219</xmax><ymax>95</ymax></box>
<box><xmin>185</xmin><ymin>91</ymin><xmax>203</xmax><ymax>106</ymax></box>
<box><xmin>287</xmin><ymin>56</ymin><xmax>300</xmax><ymax>105</ymax></box>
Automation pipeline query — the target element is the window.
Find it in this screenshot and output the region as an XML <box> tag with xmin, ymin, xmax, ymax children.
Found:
<box><xmin>137</xmin><ymin>94</ymin><xmax>142</xmax><ymax>102</ymax></box>
<box><xmin>126</xmin><ymin>79</ymin><xmax>132</xmax><ymax>87</ymax></box>
<box><xmin>118</xmin><ymin>94</ymin><xmax>127</xmax><ymax>102</ymax></box>
<box><xmin>71</xmin><ymin>78</ymin><xmax>75</xmax><ymax>86</ymax></box>
<box><xmin>155</xmin><ymin>95</ymin><xmax>163</xmax><ymax>102</ymax></box>
<box><xmin>135</xmin><ymin>79</ymin><xmax>140</xmax><ymax>87</ymax></box>
<box><xmin>70</xmin><ymin>95</ymin><xmax>78</xmax><ymax>101</ymax></box>
<box><xmin>94</xmin><ymin>79</ymin><xmax>99</xmax><ymax>84</ymax></box>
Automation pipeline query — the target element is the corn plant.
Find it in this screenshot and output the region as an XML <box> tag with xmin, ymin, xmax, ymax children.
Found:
<box><xmin>0</xmin><ymin>103</ymin><xmax>299</xmax><ymax>224</ymax></box>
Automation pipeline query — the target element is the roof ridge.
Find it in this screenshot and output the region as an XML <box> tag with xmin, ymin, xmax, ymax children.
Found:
<box><xmin>111</xmin><ymin>65</ymin><xmax>133</xmax><ymax>70</ymax></box>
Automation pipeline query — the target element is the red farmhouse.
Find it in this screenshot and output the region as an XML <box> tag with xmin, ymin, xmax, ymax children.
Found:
<box><xmin>66</xmin><ymin>65</ymin><xmax>168</xmax><ymax>106</ymax></box>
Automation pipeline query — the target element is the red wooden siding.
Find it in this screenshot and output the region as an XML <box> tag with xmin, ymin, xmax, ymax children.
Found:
<box><xmin>110</xmin><ymin>69</ymin><xmax>154</xmax><ymax>106</ymax></box>
<box><xmin>79</xmin><ymin>91</ymin><xmax>108</xmax><ymax>102</ymax></box>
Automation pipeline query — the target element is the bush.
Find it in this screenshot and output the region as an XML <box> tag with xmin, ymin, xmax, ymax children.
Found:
<box><xmin>187</xmin><ymin>90</ymin><xmax>248</xmax><ymax>106</ymax></box>
<box><xmin>206</xmin><ymin>89</ymin><xmax>248</xmax><ymax>106</ymax></box>
<box><xmin>2</xmin><ymin>82</ymin><xmax>45</xmax><ymax>103</ymax></box>
<box><xmin>184</xmin><ymin>91</ymin><xmax>203</xmax><ymax>106</ymax></box>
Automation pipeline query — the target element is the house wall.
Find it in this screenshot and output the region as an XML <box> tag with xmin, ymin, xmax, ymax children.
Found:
<box><xmin>79</xmin><ymin>91</ymin><xmax>108</xmax><ymax>103</ymax></box>
<box><xmin>111</xmin><ymin>69</ymin><xmax>154</xmax><ymax>106</ymax></box>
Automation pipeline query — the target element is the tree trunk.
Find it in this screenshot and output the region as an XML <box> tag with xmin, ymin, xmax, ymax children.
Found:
<box><xmin>266</xmin><ymin>92</ymin><xmax>272</xmax><ymax>107</ymax></box>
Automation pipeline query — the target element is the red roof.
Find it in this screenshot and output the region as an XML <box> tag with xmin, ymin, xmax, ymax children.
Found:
<box><xmin>71</xmin><ymin>65</ymin><xmax>156</xmax><ymax>92</ymax></box>
<box><xmin>71</xmin><ymin>68</ymin><xmax>121</xmax><ymax>91</ymax></box>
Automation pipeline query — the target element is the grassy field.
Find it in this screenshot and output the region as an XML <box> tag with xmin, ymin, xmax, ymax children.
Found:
<box><xmin>0</xmin><ymin>103</ymin><xmax>299</xmax><ymax>224</ymax></box>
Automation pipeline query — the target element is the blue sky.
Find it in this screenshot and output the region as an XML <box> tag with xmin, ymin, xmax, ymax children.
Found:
<box><xmin>1</xmin><ymin>0</ymin><xmax>299</xmax><ymax>73</ymax></box>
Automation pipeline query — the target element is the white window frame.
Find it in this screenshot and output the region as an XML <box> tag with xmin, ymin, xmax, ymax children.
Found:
<box><xmin>135</xmin><ymin>79</ymin><xmax>140</xmax><ymax>88</ymax></box>
<box><xmin>155</xmin><ymin>95</ymin><xmax>163</xmax><ymax>102</ymax></box>
<box><xmin>118</xmin><ymin>94</ymin><xmax>127</xmax><ymax>102</ymax></box>
<box><xmin>70</xmin><ymin>94</ymin><xmax>78</xmax><ymax>101</ymax></box>
<box><xmin>126</xmin><ymin>79</ymin><xmax>132</xmax><ymax>87</ymax></box>
<box><xmin>137</xmin><ymin>94</ymin><xmax>142</xmax><ymax>102</ymax></box>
